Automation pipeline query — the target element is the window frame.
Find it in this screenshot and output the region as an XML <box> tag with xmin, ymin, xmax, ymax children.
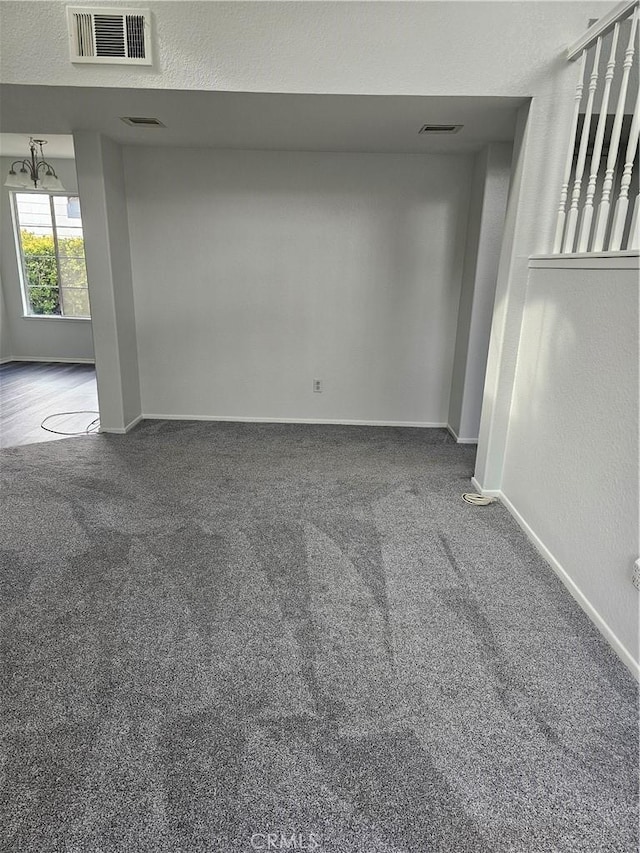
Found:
<box><xmin>10</xmin><ymin>190</ymin><xmax>91</xmax><ymax>321</ymax></box>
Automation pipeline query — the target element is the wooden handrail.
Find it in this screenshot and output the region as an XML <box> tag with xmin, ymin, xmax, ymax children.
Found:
<box><xmin>567</xmin><ymin>0</ymin><xmax>637</xmax><ymax>61</ymax></box>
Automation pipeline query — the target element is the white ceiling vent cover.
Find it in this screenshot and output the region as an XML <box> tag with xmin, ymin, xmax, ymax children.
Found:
<box><xmin>67</xmin><ymin>7</ymin><xmax>152</xmax><ymax>65</ymax></box>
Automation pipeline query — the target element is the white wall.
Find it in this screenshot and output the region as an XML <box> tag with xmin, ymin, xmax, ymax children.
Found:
<box><xmin>125</xmin><ymin>147</ymin><xmax>472</xmax><ymax>423</ymax></box>
<box><xmin>499</xmin><ymin>261</ymin><xmax>639</xmax><ymax>670</ymax></box>
<box><xmin>0</xmin><ymin>157</ymin><xmax>95</xmax><ymax>361</ymax></box>
<box><xmin>449</xmin><ymin>142</ymin><xmax>512</xmax><ymax>441</ymax></box>
<box><xmin>0</xmin><ymin>271</ymin><xmax>12</xmax><ymax>360</ymax></box>
<box><xmin>0</xmin><ymin>1</ymin><xmax>612</xmax><ymax>96</ymax></box>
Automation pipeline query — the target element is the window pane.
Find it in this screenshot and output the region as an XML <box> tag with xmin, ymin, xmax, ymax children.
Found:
<box><xmin>27</xmin><ymin>286</ymin><xmax>61</xmax><ymax>315</ymax></box>
<box><xmin>52</xmin><ymin>196</ymin><xmax>84</xmax><ymax>233</ymax></box>
<box><xmin>67</xmin><ymin>197</ymin><xmax>81</xmax><ymax>219</ymax></box>
<box><xmin>59</xmin><ymin>254</ymin><xmax>90</xmax><ymax>318</ymax></box>
<box><xmin>15</xmin><ymin>193</ymin><xmax>53</xmax><ymax>234</ymax></box>
<box><xmin>60</xmin><ymin>287</ymin><xmax>90</xmax><ymax>318</ymax></box>
<box><xmin>15</xmin><ymin>194</ymin><xmax>58</xmax><ymax>315</ymax></box>
<box><xmin>58</xmin><ymin>255</ymin><xmax>88</xmax><ymax>289</ymax></box>
<box><xmin>52</xmin><ymin>197</ymin><xmax>90</xmax><ymax>319</ymax></box>
<box><xmin>57</xmin><ymin>231</ymin><xmax>85</xmax><ymax>259</ymax></box>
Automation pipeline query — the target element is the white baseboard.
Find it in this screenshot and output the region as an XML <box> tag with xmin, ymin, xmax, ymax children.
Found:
<box><xmin>142</xmin><ymin>414</ymin><xmax>448</xmax><ymax>428</ymax></box>
<box><xmin>0</xmin><ymin>356</ymin><xmax>13</xmax><ymax>364</ymax></box>
<box><xmin>472</xmin><ymin>476</ymin><xmax>639</xmax><ymax>681</ymax></box>
<box><xmin>447</xmin><ymin>425</ymin><xmax>478</xmax><ymax>444</ymax></box>
<box><xmin>5</xmin><ymin>356</ymin><xmax>95</xmax><ymax>364</ymax></box>
<box><xmin>471</xmin><ymin>475</ymin><xmax>501</xmax><ymax>497</ymax></box>
<box><xmin>100</xmin><ymin>413</ymin><xmax>143</xmax><ymax>435</ymax></box>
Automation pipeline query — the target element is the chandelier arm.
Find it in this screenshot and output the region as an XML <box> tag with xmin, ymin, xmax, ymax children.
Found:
<box><xmin>9</xmin><ymin>159</ymin><xmax>30</xmax><ymax>172</ymax></box>
<box><xmin>35</xmin><ymin>161</ymin><xmax>58</xmax><ymax>176</ymax></box>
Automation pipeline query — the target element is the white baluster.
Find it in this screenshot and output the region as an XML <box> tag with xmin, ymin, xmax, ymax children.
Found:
<box><xmin>609</xmin><ymin>93</ymin><xmax>640</xmax><ymax>250</ymax></box>
<box><xmin>577</xmin><ymin>23</ymin><xmax>620</xmax><ymax>252</ymax></box>
<box><xmin>563</xmin><ymin>38</ymin><xmax>603</xmax><ymax>252</ymax></box>
<box><xmin>553</xmin><ymin>50</ymin><xmax>587</xmax><ymax>253</ymax></box>
<box><xmin>628</xmin><ymin>194</ymin><xmax>640</xmax><ymax>249</ymax></box>
<box><xmin>593</xmin><ymin>5</ymin><xmax>639</xmax><ymax>251</ymax></box>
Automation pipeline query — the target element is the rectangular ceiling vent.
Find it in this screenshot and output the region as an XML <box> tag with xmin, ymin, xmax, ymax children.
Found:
<box><xmin>120</xmin><ymin>116</ymin><xmax>165</xmax><ymax>127</ymax></box>
<box><xmin>67</xmin><ymin>7</ymin><xmax>153</xmax><ymax>65</ymax></box>
<box><xmin>419</xmin><ymin>124</ymin><xmax>463</xmax><ymax>135</ymax></box>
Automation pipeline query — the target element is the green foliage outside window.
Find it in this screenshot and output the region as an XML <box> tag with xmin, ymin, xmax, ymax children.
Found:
<box><xmin>20</xmin><ymin>231</ymin><xmax>89</xmax><ymax>317</ymax></box>
<box><xmin>20</xmin><ymin>232</ymin><xmax>59</xmax><ymax>314</ymax></box>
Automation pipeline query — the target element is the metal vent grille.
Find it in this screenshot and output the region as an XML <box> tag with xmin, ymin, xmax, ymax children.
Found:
<box><xmin>74</xmin><ymin>12</ymin><xmax>95</xmax><ymax>57</ymax></box>
<box><xmin>120</xmin><ymin>116</ymin><xmax>165</xmax><ymax>127</ymax></box>
<box><xmin>67</xmin><ymin>7</ymin><xmax>152</xmax><ymax>65</ymax></box>
<box><xmin>94</xmin><ymin>14</ymin><xmax>126</xmax><ymax>57</ymax></box>
<box><xmin>418</xmin><ymin>124</ymin><xmax>463</xmax><ymax>135</ymax></box>
<box><xmin>126</xmin><ymin>15</ymin><xmax>146</xmax><ymax>58</ymax></box>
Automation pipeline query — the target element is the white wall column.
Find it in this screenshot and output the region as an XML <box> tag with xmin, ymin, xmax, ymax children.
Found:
<box><xmin>448</xmin><ymin>142</ymin><xmax>513</xmax><ymax>442</ymax></box>
<box><xmin>73</xmin><ymin>132</ymin><xmax>141</xmax><ymax>432</ymax></box>
<box><xmin>475</xmin><ymin>66</ymin><xmax>580</xmax><ymax>489</ymax></box>
<box><xmin>474</xmin><ymin>103</ymin><xmax>530</xmax><ymax>489</ymax></box>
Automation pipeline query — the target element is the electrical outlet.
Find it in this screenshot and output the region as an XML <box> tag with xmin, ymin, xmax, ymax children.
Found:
<box><xmin>633</xmin><ymin>559</ymin><xmax>640</xmax><ymax>591</ymax></box>
<box><xmin>313</xmin><ymin>379</ymin><xmax>322</xmax><ymax>393</ymax></box>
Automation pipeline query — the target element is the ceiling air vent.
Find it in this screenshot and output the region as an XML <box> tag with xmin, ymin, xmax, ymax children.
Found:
<box><xmin>120</xmin><ymin>116</ymin><xmax>165</xmax><ymax>127</ymax></box>
<box><xmin>419</xmin><ymin>124</ymin><xmax>463</xmax><ymax>135</ymax></box>
<box><xmin>67</xmin><ymin>7</ymin><xmax>153</xmax><ymax>65</ymax></box>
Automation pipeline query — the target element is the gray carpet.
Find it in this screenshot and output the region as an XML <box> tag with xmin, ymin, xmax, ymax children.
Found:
<box><xmin>0</xmin><ymin>421</ymin><xmax>637</xmax><ymax>853</ymax></box>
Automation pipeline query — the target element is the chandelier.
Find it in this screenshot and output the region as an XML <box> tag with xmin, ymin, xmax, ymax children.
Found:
<box><xmin>5</xmin><ymin>138</ymin><xmax>65</xmax><ymax>191</ymax></box>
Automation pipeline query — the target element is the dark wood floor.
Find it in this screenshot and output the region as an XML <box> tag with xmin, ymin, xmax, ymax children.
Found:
<box><xmin>0</xmin><ymin>361</ymin><xmax>99</xmax><ymax>448</ymax></box>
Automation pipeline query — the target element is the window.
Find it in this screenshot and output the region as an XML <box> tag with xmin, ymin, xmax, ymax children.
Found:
<box><xmin>11</xmin><ymin>192</ymin><xmax>91</xmax><ymax>318</ymax></box>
